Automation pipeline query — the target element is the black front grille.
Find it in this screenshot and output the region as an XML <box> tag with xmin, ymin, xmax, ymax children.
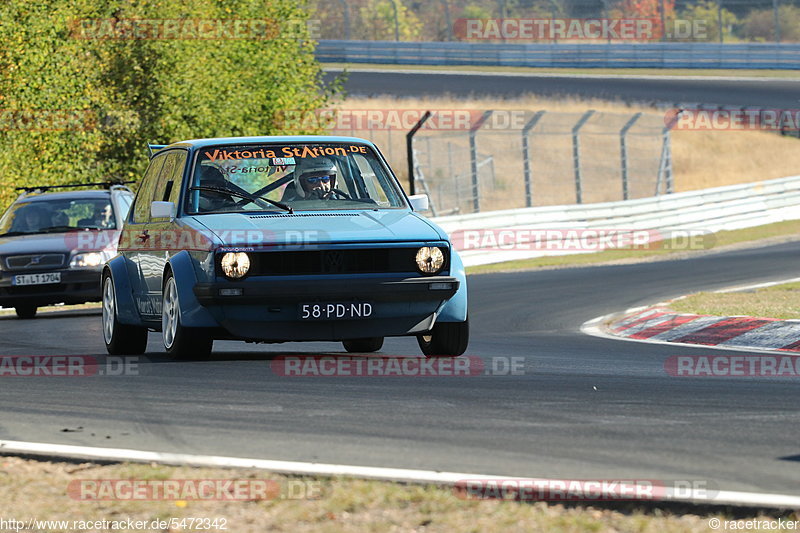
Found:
<box><xmin>5</xmin><ymin>254</ymin><xmax>65</xmax><ymax>270</ymax></box>
<box><xmin>221</xmin><ymin>248</ymin><xmax>448</xmax><ymax>276</ymax></box>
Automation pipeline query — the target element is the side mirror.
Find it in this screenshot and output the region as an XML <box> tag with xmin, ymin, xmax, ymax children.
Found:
<box><xmin>408</xmin><ymin>194</ymin><xmax>429</xmax><ymax>211</ymax></box>
<box><xmin>151</xmin><ymin>201</ymin><xmax>176</xmax><ymax>220</ymax></box>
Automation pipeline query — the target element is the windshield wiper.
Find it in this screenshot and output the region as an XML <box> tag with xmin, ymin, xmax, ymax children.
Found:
<box><xmin>189</xmin><ymin>186</ymin><xmax>294</xmax><ymax>214</ymax></box>
<box><xmin>0</xmin><ymin>227</ymin><xmax>74</xmax><ymax>237</ymax></box>
<box><xmin>40</xmin><ymin>225</ymin><xmax>78</xmax><ymax>233</ymax></box>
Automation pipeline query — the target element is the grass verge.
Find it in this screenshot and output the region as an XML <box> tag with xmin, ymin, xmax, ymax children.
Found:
<box><xmin>670</xmin><ymin>281</ymin><xmax>800</xmax><ymax>320</ymax></box>
<box><xmin>0</xmin><ymin>302</ymin><xmax>100</xmax><ymax>317</ymax></box>
<box><xmin>325</xmin><ymin>63</ymin><xmax>800</xmax><ymax>79</ymax></box>
<box><xmin>466</xmin><ymin>219</ymin><xmax>800</xmax><ymax>275</ymax></box>
<box><xmin>1</xmin><ymin>456</ymin><xmax>794</xmax><ymax>533</ymax></box>
<box><xmin>340</xmin><ymin>94</ymin><xmax>800</xmax><ymax>200</ymax></box>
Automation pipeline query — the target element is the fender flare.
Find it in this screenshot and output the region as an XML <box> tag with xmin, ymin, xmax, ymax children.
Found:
<box><xmin>165</xmin><ymin>251</ymin><xmax>219</xmax><ymax>328</ymax></box>
<box><xmin>438</xmin><ymin>248</ymin><xmax>468</xmax><ymax>323</ymax></box>
<box><xmin>103</xmin><ymin>256</ymin><xmax>141</xmax><ymax>325</ymax></box>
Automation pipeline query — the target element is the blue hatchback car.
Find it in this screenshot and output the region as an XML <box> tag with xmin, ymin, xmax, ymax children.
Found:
<box><xmin>102</xmin><ymin>136</ymin><xmax>468</xmax><ymax>357</ymax></box>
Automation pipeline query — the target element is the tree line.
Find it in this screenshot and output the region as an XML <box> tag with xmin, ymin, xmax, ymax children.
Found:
<box><xmin>0</xmin><ymin>0</ymin><xmax>338</xmax><ymax>211</ymax></box>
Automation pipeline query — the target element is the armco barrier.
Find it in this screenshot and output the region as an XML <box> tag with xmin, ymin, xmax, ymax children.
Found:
<box><xmin>316</xmin><ymin>40</ymin><xmax>800</xmax><ymax>70</ymax></box>
<box><xmin>432</xmin><ymin>175</ymin><xmax>800</xmax><ymax>266</ymax></box>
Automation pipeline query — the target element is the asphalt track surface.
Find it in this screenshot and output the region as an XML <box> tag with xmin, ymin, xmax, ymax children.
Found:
<box><xmin>1</xmin><ymin>241</ymin><xmax>799</xmax><ymax>495</ymax></box>
<box><xmin>324</xmin><ymin>68</ymin><xmax>800</xmax><ymax>108</ymax></box>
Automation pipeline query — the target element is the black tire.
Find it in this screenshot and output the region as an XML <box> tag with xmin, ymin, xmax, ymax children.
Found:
<box><xmin>342</xmin><ymin>337</ymin><xmax>384</xmax><ymax>353</ymax></box>
<box><xmin>417</xmin><ymin>318</ymin><xmax>469</xmax><ymax>357</ymax></box>
<box><xmin>162</xmin><ymin>273</ymin><xmax>213</xmax><ymax>358</ymax></box>
<box><xmin>14</xmin><ymin>305</ymin><xmax>37</xmax><ymax>319</ymax></box>
<box><xmin>102</xmin><ymin>273</ymin><xmax>148</xmax><ymax>355</ymax></box>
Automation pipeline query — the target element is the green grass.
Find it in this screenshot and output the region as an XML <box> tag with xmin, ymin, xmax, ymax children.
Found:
<box><xmin>324</xmin><ymin>62</ymin><xmax>800</xmax><ymax>79</ymax></box>
<box><xmin>671</xmin><ymin>281</ymin><xmax>800</xmax><ymax>319</ymax></box>
<box><xmin>466</xmin><ymin>219</ymin><xmax>800</xmax><ymax>275</ymax></box>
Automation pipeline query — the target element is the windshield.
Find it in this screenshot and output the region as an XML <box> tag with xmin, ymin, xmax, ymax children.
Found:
<box><xmin>187</xmin><ymin>143</ymin><xmax>406</xmax><ymax>214</ymax></box>
<box><xmin>0</xmin><ymin>197</ymin><xmax>116</xmax><ymax>236</ymax></box>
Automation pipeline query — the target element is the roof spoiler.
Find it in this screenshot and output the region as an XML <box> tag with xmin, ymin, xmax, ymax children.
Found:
<box><xmin>15</xmin><ymin>182</ymin><xmax>134</xmax><ymax>194</ymax></box>
<box><xmin>148</xmin><ymin>144</ymin><xmax>167</xmax><ymax>157</ymax></box>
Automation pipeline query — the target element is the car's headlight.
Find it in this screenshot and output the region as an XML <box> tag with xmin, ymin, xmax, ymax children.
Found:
<box><xmin>416</xmin><ymin>247</ymin><xmax>445</xmax><ymax>275</ymax></box>
<box><xmin>70</xmin><ymin>251</ymin><xmax>111</xmax><ymax>269</ymax></box>
<box><xmin>220</xmin><ymin>252</ymin><xmax>251</xmax><ymax>279</ymax></box>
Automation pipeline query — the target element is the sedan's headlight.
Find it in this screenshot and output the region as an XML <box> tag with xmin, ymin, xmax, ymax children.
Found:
<box><xmin>416</xmin><ymin>247</ymin><xmax>445</xmax><ymax>275</ymax></box>
<box><xmin>70</xmin><ymin>251</ymin><xmax>111</xmax><ymax>268</ymax></box>
<box><xmin>220</xmin><ymin>252</ymin><xmax>251</xmax><ymax>279</ymax></box>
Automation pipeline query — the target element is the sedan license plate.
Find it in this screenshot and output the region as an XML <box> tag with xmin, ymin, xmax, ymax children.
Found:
<box><xmin>12</xmin><ymin>272</ymin><xmax>62</xmax><ymax>286</ymax></box>
<box><xmin>300</xmin><ymin>302</ymin><xmax>373</xmax><ymax>320</ymax></box>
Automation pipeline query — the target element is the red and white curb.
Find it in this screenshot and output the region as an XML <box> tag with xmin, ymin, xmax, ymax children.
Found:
<box><xmin>582</xmin><ymin>278</ymin><xmax>800</xmax><ymax>354</ymax></box>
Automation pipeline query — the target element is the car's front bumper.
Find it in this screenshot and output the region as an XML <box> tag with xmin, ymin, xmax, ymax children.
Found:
<box><xmin>192</xmin><ymin>275</ymin><xmax>460</xmax><ymax>341</ymax></box>
<box><xmin>0</xmin><ymin>268</ymin><xmax>102</xmax><ymax>307</ymax></box>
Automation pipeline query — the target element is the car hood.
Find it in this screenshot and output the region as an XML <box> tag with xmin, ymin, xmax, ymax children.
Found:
<box><xmin>0</xmin><ymin>231</ymin><xmax>118</xmax><ymax>256</ymax></box>
<box><xmin>189</xmin><ymin>210</ymin><xmax>447</xmax><ymax>246</ymax></box>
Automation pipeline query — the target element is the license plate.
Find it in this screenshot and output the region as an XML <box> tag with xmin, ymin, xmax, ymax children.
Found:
<box><xmin>12</xmin><ymin>272</ymin><xmax>62</xmax><ymax>286</ymax></box>
<box><xmin>299</xmin><ymin>302</ymin><xmax>373</xmax><ymax>320</ymax></box>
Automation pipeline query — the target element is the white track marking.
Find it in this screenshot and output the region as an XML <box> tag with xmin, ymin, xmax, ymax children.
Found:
<box><xmin>0</xmin><ymin>439</ymin><xmax>799</xmax><ymax>508</ymax></box>
<box><xmin>323</xmin><ymin>66</ymin><xmax>800</xmax><ymax>83</ymax></box>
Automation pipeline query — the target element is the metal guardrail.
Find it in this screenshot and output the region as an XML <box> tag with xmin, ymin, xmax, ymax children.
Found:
<box><xmin>432</xmin><ymin>175</ymin><xmax>800</xmax><ymax>266</ymax></box>
<box><xmin>317</xmin><ymin>40</ymin><xmax>800</xmax><ymax>69</ymax></box>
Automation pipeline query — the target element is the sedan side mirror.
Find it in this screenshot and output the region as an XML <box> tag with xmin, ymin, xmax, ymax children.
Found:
<box><xmin>408</xmin><ymin>194</ymin><xmax>429</xmax><ymax>211</ymax></box>
<box><xmin>151</xmin><ymin>201</ymin><xmax>176</xmax><ymax>220</ymax></box>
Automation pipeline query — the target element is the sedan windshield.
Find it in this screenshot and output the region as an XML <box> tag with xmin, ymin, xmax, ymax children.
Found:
<box><xmin>0</xmin><ymin>197</ymin><xmax>116</xmax><ymax>237</ymax></box>
<box><xmin>187</xmin><ymin>143</ymin><xmax>407</xmax><ymax>213</ymax></box>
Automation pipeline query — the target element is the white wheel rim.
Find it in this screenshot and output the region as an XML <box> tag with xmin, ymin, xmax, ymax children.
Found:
<box><xmin>162</xmin><ymin>278</ymin><xmax>179</xmax><ymax>349</ymax></box>
<box><xmin>102</xmin><ymin>277</ymin><xmax>115</xmax><ymax>344</ymax></box>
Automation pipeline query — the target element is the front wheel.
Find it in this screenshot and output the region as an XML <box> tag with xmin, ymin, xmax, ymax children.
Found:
<box><xmin>342</xmin><ymin>337</ymin><xmax>384</xmax><ymax>353</ymax></box>
<box><xmin>14</xmin><ymin>304</ymin><xmax>37</xmax><ymax>319</ymax></box>
<box><xmin>102</xmin><ymin>273</ymin><xmax>148</xmax><ymax>355</ymax></box>
<box><xmin>417</xmin><ymin>318</ymin><xmax>469</xmax><ymax>357</ymax></box>
<box><xmin>162</xmin><ymin>274</ymin><xmax>213</xmax><ymax>358</ymax></box>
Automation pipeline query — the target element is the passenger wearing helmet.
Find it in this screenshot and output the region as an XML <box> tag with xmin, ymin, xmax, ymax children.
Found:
<box><xmin>285</xmin><ymin>157</ymin><xmax>346</xmax><ymax>201</ymax></box>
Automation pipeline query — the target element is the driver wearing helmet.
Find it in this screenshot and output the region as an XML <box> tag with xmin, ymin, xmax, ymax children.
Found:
<box><xmin>287</xmin><ymin>157</ymin><xmax>341</xmax><ymax>200</ymax></box>
<box><xmin>198</xmin><ymin>165</ymin><xmax>237</xmax><ymax>212</ymax></box>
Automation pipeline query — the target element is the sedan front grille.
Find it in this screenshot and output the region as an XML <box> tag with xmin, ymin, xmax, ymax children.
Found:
<box><xmin>5</xmin><ymin>254</ymin><xmax>65</xmax><ymax>271</ymax></box>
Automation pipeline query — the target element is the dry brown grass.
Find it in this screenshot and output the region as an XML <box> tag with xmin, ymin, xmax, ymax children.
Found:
<box><xmin>670</xmin><ymin>281</ymin><xmax>800</xmax><ymax>319</ymax></box>
<box><xmin>671</xmin><ymin>129</ymin><xmax>800</xmax><ymax>191</ymax></box>
<box><xmin>1</xmin><ymin>456</ymin><xmax>793</xmax><ymax>533</ymax></box>
<box><xmin>335</xmin><ymin>96</ymin><xmax>800</xmax><ymax>209</ymax></box>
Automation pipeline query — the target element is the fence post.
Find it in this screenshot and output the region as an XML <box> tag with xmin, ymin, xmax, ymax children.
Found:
<box><xmin>657</xmin><ymin>111</ymin><xmax>679</xmax><ymax>195</ymax></box>
<box><xmin>717</xmin><ymin>0</ymin><xmax>724</xmax><ymax>43</ymax></box>
<box><xmin>774</xmin><ymin>0</ymin><xmax>781</xmax><ymax>43</ymax></box>
<box><xmin>406</xmin><ymin>111</ymin><xmax>432</xmax><ymax>196</ymax></box>
<box><xmin>426</xmin><ymin>137</ymin><xmax>433</xmax><ymax>177</ymax></box>
<box><xmin>391</xmin><ymin>0</ymin><xmax>400</xmax><ymax>41</ymax></box>
<box><xmin>665</xmin><ymin>131</ymin><xmax>674</xmax><ymax>193</ymax></box>
<box><xmin>572</xmin><ymin>110</ymin><xmax>595</xmax><ymax>204</ymax></box>
<box><xmin>448</xmin><ymin>142</ymin><xmax>460</xmax><ymax>208</ymax></box>
<box><xmin>521</xmin><ymin>111</ymin><xmax>546</xmax><ymax>208</ymax></box>
<box><xmin>440</xmin><ymin>0</ymin><xmax>453</xmax><ymax>41</ymax></box>
<box><xmin>336</xmin><ymin>0</ymin><xmax>351</xmax><ymax>40</ymax></box>
<box><xmin>619</xmin><ymin>112</ymin><xmax>642</xmax><ymax>201</ymax></box>
<box><xmin>470</xmin><ymin>111</ymin><xmax>493</xmax><ymax>213</ymax></box>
